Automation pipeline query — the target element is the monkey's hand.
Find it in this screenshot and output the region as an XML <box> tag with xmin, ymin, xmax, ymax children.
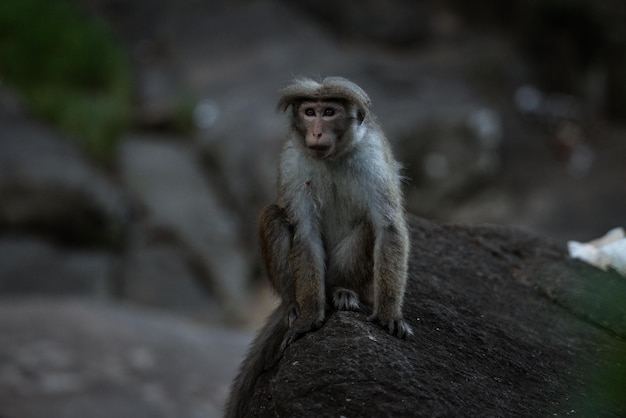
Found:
<box><xmin>368</xmin><ymin>315</ymin><xmax>414</xmax><ymax>339</ymax></box>
<box><xmin>281</xmin><ymin>306</ymin><xmax>325</xmax><ymax>350</ymax></box>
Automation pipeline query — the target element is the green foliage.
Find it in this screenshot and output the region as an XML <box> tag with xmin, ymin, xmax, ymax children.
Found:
<box><xmin>0</xmin><ymin>0</ymin><xmax>131</xmax><ymax>162</ymax></box>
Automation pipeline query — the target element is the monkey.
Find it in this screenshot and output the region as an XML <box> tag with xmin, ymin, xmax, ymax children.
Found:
<box><xmin>225</xmin><ymin>76</ymin><xmax>412</xmax><ymax>418</ymax></box>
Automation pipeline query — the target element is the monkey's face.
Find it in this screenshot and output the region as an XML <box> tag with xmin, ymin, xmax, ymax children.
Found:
<box><xmin>296</xmin><ymin>101</ymin><xmax>351</xmax><ymax>160</ymax></box>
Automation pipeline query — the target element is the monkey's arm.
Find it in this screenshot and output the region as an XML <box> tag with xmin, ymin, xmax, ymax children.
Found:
<box><xmin>273</xmin><ymin>157</ymin><xmax>327</xmax><ymax>345</ymax></box>
<box><xmin>367</xmin><ymin>168</ymin><xmax>413</xmax><ymax>339</ymax></box>
<box><xmin>283</xmin><ymin>216</ymin><xmax>326</xmax><ymax>346</ymax></box>
<box><xmin>370</xmin><ymin>218</ymin><xmax>413</xmax><ymax>338</ymax></box>
<box><xmin>259</xmin><ymin>200</ymin><xmax>326</xmax><ymax>347</ymax></box>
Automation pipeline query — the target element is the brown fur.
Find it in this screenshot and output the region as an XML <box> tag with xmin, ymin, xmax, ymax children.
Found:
<box><xmin>225</xmin><ymin>76</ymin><xmax>412</xmax><ymax>418</ymax></box>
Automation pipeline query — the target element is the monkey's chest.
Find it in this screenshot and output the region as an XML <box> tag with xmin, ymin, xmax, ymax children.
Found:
<box><xmin>316</xmin><ymin>180</ymin><xmax>370</xmax><ymax>248</ymax></box>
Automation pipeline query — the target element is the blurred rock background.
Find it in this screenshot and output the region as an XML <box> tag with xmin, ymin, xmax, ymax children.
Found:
<box><xmin>0</xmin><ymin>0</ymin><xmax>624</xmax><ymax>417</ymax></box>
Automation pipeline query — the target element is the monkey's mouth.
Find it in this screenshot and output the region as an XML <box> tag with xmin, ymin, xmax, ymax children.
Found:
<box><xmin>308</xmin><ymin>145</ymin><xmax>332</xmax><ymax>159</ymax></box>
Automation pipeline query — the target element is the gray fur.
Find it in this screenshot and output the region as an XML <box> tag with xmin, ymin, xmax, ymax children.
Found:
<box><xmin>225</xmin><ymin>76</ymin><xmax>412</xmax><ymax>418</ymax></box>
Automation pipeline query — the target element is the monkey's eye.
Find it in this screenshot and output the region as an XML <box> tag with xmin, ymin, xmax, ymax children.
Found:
<box><xmin>304</xmin><ymin>108</ymin><xmax>315</xmax><ymax>117</ymax></box>
<box><xmin>323</xmin><ymin>108</ymin><xmax>335</xmax><ymax>117</ymax></box>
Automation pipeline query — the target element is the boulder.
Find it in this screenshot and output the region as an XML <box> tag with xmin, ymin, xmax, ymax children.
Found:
<box><xmin>0</xmin><ymin>298</ymin><xmax>252</xmax><ymax>418</ymax></box>
<box><xmin>0</xmin><ymin>238</ymin><xmax>115</xmax><ymax>296</ymax></box>
<box><xmin>117</xmin><ymin>136</ymin><xmax>251</xmax><ymax>315</ymax></box>
<box><xmin>120</xmin><ymin>234</ymin><xmax>220</xmax><ymax>315</ymax></box>
<box><xmin>236</xmin><ymin>216</ymin><xmax>626</xmax><ymax>417</ymax></box>
<box><xmin>0</xmin><ymin>87</ymin><xmax>128</xmax><ymax>297</ymax></box>
<box><xmin>291</xmin><ymin>0</ymin><xmax>434</xmax><ymax>46</ymax></box>
<box><xmin>0</xmin><ymin>88</ymin><xmax>129</xmax><ymax>250</ymax></box>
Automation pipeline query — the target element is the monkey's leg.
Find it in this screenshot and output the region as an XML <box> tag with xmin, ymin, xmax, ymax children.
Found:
<box><xmin>370</xmin><ymin>223</ymin><xmax>414</xmax><ymax>339</ymax></box>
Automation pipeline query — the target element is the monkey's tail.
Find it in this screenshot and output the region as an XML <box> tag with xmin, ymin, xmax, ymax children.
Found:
<box><xmin>224</xmin><ymin>304</ymin><xmax>290</xmax><ymax>418</ymax></box>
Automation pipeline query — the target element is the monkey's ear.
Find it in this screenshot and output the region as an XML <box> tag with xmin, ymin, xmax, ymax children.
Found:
<box><xmin>276</xmin><ymin>94</ymin><xmax>295</xmax><ymax>113</ymax></box>
<box><xmin>357</xmin><ymin>110</ymin><xmax>366</xmax><ymax>124</ymax></box>
<box><xmin>277</xmin><ymin>96</ymin><xmax>303</xmax><ymax>113</ymax></box>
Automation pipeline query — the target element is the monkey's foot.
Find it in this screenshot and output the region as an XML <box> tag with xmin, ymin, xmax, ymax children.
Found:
<box><xmin>368</xmin><ymin>316</ymin><xmax>414</xmax><ymax>339</ymax></box>
<box><xmin>332</xmin><ymin>288</ymin><xmax>362</xmax><ymax>312</ymax></box>
<box><xmin>281</xmin><ymin>314</ymin><xmax>325</xmax><ymax>349</ymax></box>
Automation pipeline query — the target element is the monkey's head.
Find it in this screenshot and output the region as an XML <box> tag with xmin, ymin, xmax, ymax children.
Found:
<box><xmin>278</xmin><ymin>77</ymin><xmax>372</xmax><ymax>160</ymax></box>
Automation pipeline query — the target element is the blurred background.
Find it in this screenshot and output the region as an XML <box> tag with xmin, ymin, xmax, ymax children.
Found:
<box><xmin>0</xmin><ymin>0</ymin><xmax>625</xmax><ymax>416</ymax></box>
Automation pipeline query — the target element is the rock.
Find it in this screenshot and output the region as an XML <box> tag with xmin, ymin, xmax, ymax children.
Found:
<box><xmin>0</xmin><ymin>298</ymin><xmax>253</xmax><ymax>418</ymax></box>
<box><xmin>400</xmin><ymin>106</ymin><xmax>504</xmax><ymax>217</ymax></box>
<box><xmin>0</xmin><ymin>238</ymin><xmax>115</xmax><ymax>296</ymax></box>
<box><xmin>291</xmin><ymin>0</ymin><xmax>434</xmax><ymax>46</ymax></box>
<box><xmin>133</xmin><ymin>62</ymin><xmax>187</xmax><ymax>130</ymax></box>
<box><xmin>120</xmin><ymin>229</ymin><xmax>221</xmax><ymax>316</ymax></box>
<box><xmin>234</xmin><ymin>216</ymin><xmax>626</xmax><ymax>417</ymax></box>
<box><xmin>0</xmin><ymin>88</ymin><xmax>129</xmax><ymax>249</ymax></box>
<box><xmin>117</xmin><ymin>135</ymin><xmax>250</xmax><ymax>315</ymax></box>
<box><xmin>0</xmin><ymin>87</ymin><xmax>128</xmax><ymax>297</ymax></box>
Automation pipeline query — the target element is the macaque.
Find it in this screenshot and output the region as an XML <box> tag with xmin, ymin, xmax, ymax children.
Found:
<box><xmin>225</xmin><ymin>76</ymin><xmax>412</xmax><ymax>418</ymax></box>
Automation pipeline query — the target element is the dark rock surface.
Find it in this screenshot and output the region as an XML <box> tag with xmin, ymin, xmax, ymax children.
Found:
<box><xmin>241</xmin><ymin>216</ymin><xmax>626</xmax><ymax>417</ymax></box>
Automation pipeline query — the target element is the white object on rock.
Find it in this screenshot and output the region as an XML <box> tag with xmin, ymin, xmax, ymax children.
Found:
<box><xmin>568</xmin><ymin>227</ymin><xmax>626</xmax><ymax>276</ymax></box>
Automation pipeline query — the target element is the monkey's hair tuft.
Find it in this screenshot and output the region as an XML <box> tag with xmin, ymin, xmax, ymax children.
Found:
<box><xmin>277</xmin><ymin>76</ymin><xmax>371</xmax><ymax>122</ymax></box>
